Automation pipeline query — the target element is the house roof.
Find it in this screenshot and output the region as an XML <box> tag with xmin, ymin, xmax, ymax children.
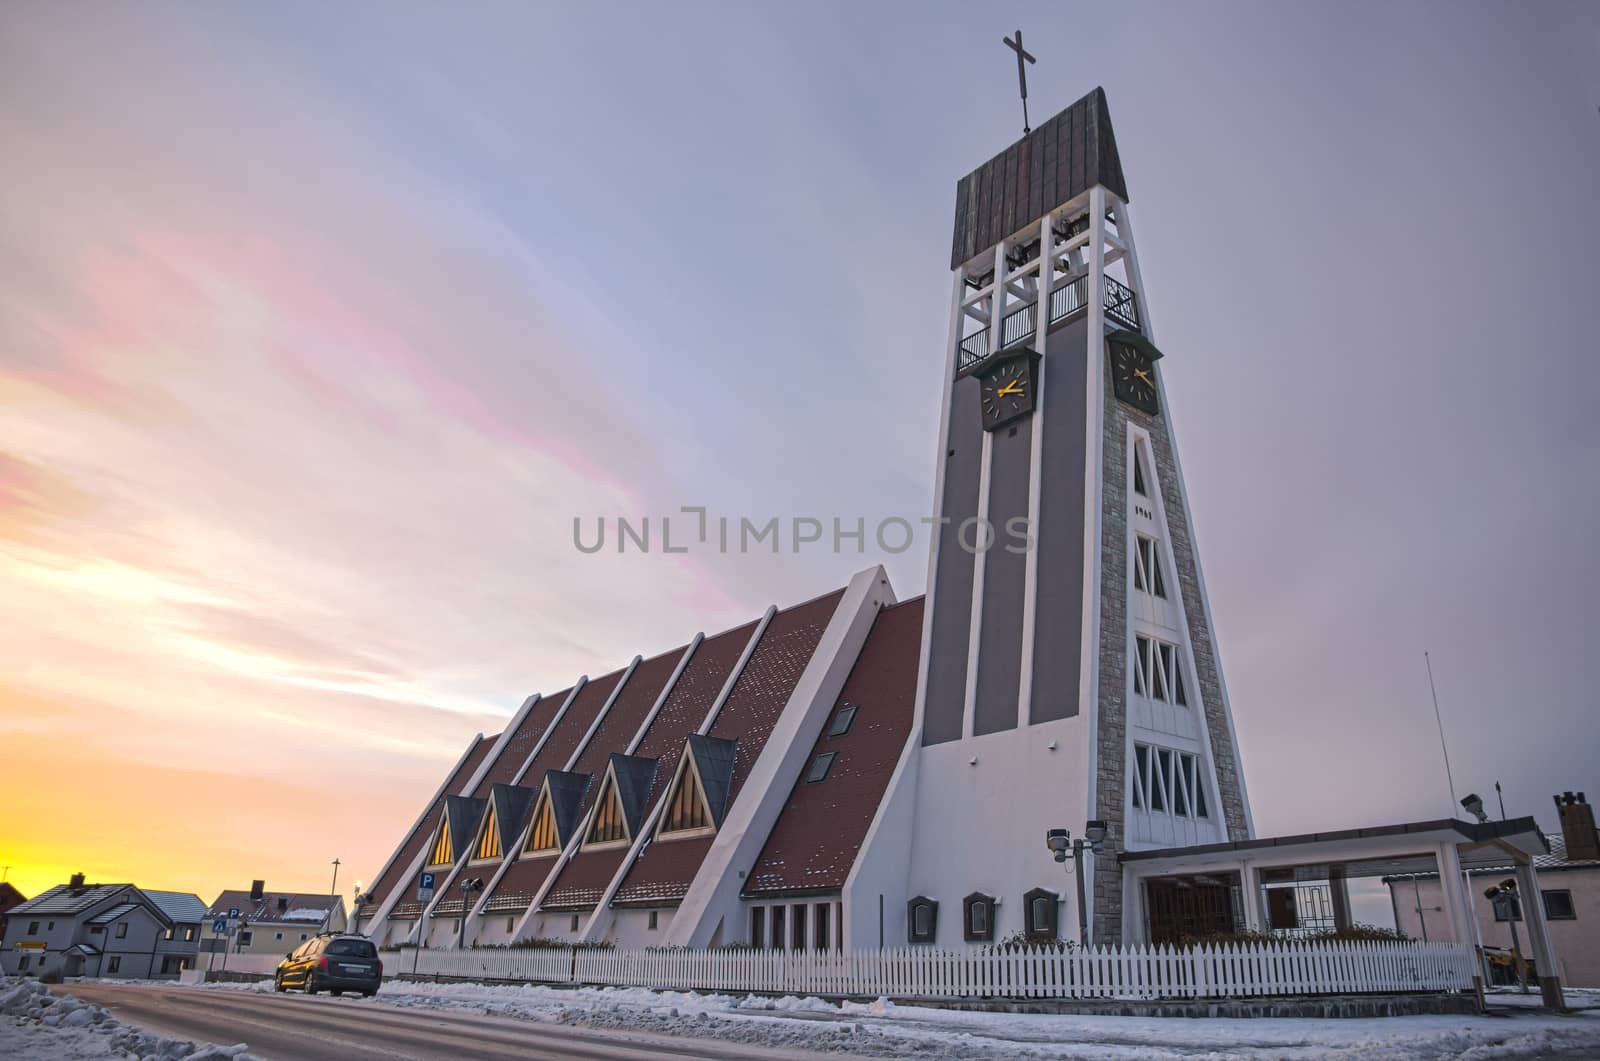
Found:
<box><xmin>11</xmin><ymin>884</ymin><xmax>133</xmax><ymax>917</ymax></box>
<box><xmin>143</xmin><ymin>891</ymin><xmax>207</xmax><ymax>925</ymax></box>
<box><xmin>0</xmin><ymin>882</ymin><xmax>27</xmax><ymax>908</ymax></box>
<box><xmin>744</xmin><ymin>597</ymin><xmax>924</xmax><ymax>897</ymax></box>
<box><xmin>86</xmin><ymin>902</ymin><xmax>143</xmax><ymax>925</ymax></box>
<box><xmin>363</xmin><ymin>732</ymin><xmax>498</xmax><ymax>911</ymax></box>
<box><xmin>207</xmin><ymin>890</ymin><xmax>342</xmax><ymax>925</ymax></box>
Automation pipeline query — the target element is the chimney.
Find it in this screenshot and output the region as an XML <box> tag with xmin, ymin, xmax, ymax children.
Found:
<box><xmin>1554</xmin><ymin>792</ymin><xmax>1600</xmax><ymax>862</ymax></box>
<box><xmin>69</xmin><ymin>873</ymin><xmax>85</xmax><ymax>888</ymax></box>
<box><xmin>277</xmin><ymin>897</ymin><xmax>289</xmax><ymax>912</ymax></box>
<box><xmin>250</xmin><ymin>879</ymin><xmax>265</xmax><ymax>901</ymax></box>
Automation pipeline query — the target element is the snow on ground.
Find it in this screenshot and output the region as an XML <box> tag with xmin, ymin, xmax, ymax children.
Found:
<box><xmin>0</xmin><ymin>977</ymin><xmax>257</xmax><ymax>1060</ymax></box>
<box><xmin>201</xmin><ymin>976</ymin><xmax>1600</xmax><ymax>1059</ymax></box>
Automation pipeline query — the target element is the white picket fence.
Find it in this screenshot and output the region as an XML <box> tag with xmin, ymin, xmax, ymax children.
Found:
<box><xmin>398</xmin><ymin>940</ymin><xmax>1477</xmax><ymax>1000</ymax></box>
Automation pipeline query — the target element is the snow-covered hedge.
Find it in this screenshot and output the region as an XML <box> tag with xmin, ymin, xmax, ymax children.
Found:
<box><xmin>0</xmin><ymin>977</ymin><xmax>257</xmax><ymax>1060</ymax></box>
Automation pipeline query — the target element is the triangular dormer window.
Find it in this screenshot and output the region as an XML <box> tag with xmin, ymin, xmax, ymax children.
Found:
<box><xmin>660</xmin><ymin>758</ymin><xmax>712</xmax><ymax>835</ymax></box>
<box><xmin>1133</xmin><ymin>443</ymin><xmax>1148</xmax><ymax>497</ymax></box>
<box><xmin>427</xmin><ymin>813</ymin><xmax>453</xmax><ymax>866</ymax></box>
<box><xmin>524</xmin><ymin>794</ymin><xmax>560</xmax><ymax>856</ymax></box>
<box><xmin>473</xmin><ymin>804</ymin><xmax>501</xmax><ymax>861</ymax></box>
<box><xmin>585</xmin><ymin>776</ymin><xmax>629</xmax><ymax>846</ymax></box>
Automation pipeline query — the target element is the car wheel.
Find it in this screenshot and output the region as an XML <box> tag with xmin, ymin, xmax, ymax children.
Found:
<box><xmin>305</xmin><ymin>975</ymin><xmax>318</xmax><ymax>996</ymax></box>
<box><xmin>331</xmin><ymin>989</ymin><xmax>343</xmax><ymax>997</ymax></box>
<box><xmin>274</xmin><ymin>976</ymin><xmax>286</xmax><ymax>993</ymax></box>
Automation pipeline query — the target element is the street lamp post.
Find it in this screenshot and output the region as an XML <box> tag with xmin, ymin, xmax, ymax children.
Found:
<box><xmin>1046</xmin><ymin>822</ymin><xmax>1108</xmax><ymax>947</ymax></box>
<box><xmin>1484</xmin><ymin>879</ymin><xmax>1529</xmax><ymax>994</ymax></box>
<box><xmin>455</xmin><ymin>878</ymin><xmax>484</xmax><ymax>951</ymax></box>
<box><xmin>350</xmin><ymin>882</ymin><xmax>365</xmax><ymax>937</ymax></box>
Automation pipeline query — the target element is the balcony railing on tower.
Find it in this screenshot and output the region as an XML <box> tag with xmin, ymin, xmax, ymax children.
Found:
<box><xmin>957</xmin><ymin>275</ymin><xmax>1141</xmax><ymax>373</ymax></box>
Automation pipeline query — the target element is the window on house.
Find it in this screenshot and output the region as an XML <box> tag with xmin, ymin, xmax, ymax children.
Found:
<box><xmin>1133</xmin><ymin>445</ymin><xmax>1148</xmax><ymax>496</ymax></box>
<box><xmin>27</xmin><ymin>922</ymin><xmax>38</xmax><ymax>935</ymax></box>
<box><xmin>827</xmin><ymin>704</ymin><xmax>858</xmax><ymax>737</ymax></box>
<box><xmin>1543</xmin><ymin>890</ymin><xmax>1576</xmax><ymax>920</ymax></box>
<box><xmin>18</xmin><ymin>956</ymin><xmax>29</xmax><ymax>971</ymax></box>
<box><xmin>46</xmin><ymin>922</ymin><xmax>54</xmax><ymax>931</ymax></box>
<box><xmin>429</xmin><ymin>818</ymin><xmax>454</xmax><ymax>866</ymax></box>
<box><xmin>586</xmin><ymin>780</ymin><xmax>629</xmax><ymax>845</ymax></box>
<box><xmin>662</xmin><ymin>762</ymin><xmax>711</xmax><ymax>834</ymax></box>
<box><xmin>183</xmin><ymin>927</ymin><xmax>195</xmax><ymax>942</ymax></box>
<box><xmin>1133</xmin><ymin>536</ymin><xmax>1167</xmax><ymax>598</ymax></box>
<box><xmin>963</xmin><ymin>893</ymin><xmax>996</xmax><ymax>943</ymax></box>
<box><xmin>771</xmin><ymin>905</ymin><xmax>786</xmax><ymax>950</ymax></box>
<box><xmin>89</xmin><ymin>926</ymin><xmax>103</xmax><ymax>935</ymax></box>
<box><xmin>907</xmin><ymin>897</ymin><xmax>937</xmax><ymax>944</ymax></box>
<box><xmin>115</xmin><ymin>923</ymin><xmax>128</xmax><ymax>939</ymax></box>
<box><xmin>1132</xmin><ymin>745</ymin><xmax>1149</xmax><ymax>810</ymax></box>
<box><xmin>274</xmin><ymin>932</ymin><xmax>283</xmax><ymax>942</ymax></box>
<box><xmin>791</xmin><ymin>904</ymin><xmax>807</xmax><ymax>950</ymax></box>
<box><xmin>300</xmin><ymin>934</ymin><xmax>308</xmax><ymax>941</ymax></box>
<box><xmin>805</xmin><ymin>752</ymin><xmax>836</xmax><ymax>783</ymax></box>
<box><xmin>107</xmin><ymin>956</ymin><xmax>120</xmax><ymax>973</ymax></box>
<box><xmin>505</xmin><ymin>919</ymin><xmax>514</xmax><ymax>933</ymax></box>
<box><xmin>570</xmin><ymin>914</ymin><xmax>580</xmax><ymax>932</ymax></box>
<box><xmin>1024</xmin><ymin>889</ymin><xmax>1058</xmax><ymax>940</ymax></box>
<box><xmin>1133</xmin><ymin>635</ymin><xmax>1150</xmax><ymax>696</ymax></box>
<box><xmin>238</xmin><ymin>930</ymin><xmax>253</xmax><ymax>946</ymax></box>
<box><xmin>165</xmin><ymin>927</ymin><xmax>175</xmax><ymax>941</ymax></box>
<box><xmin>814</xmin><ymin>903</ymin><xmax>831</xmax><ymax>950</ymax></box>
<box><xmin>525</xmin><ymin>796</ymin><xmax>560</xmax><ymax>855</ymax></box>
<box><xmin>474</xmin><ymin>805</ymin><xmax>502</xmax><ymax>861</ymax></box>
<box><xmin>648</xmin><ymin>910</ymin><xmax>659</xmax><ymax>931</ymax></box>
<box><xmin>751</xmin><ymin>907</ymin><xmax>766</xmax><ymax>949</ymax></box>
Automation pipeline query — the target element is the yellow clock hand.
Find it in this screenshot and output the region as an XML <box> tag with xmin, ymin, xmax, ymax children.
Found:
<box><xmin>996</xmin><ymin>381</ymin><xmax>1024</xmax><ymax>397</ymax></box>
<box><xmin>1133</xmin><ymin>368</ymin><xmax>1153</xmax><ymax>386</ymax></box>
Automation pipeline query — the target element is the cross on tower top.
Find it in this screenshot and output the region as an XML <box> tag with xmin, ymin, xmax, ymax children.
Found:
<box><xmin>1002</xmin><ymin>30</ymin><xmax>1037</xmax><ymax>135</ymax></box>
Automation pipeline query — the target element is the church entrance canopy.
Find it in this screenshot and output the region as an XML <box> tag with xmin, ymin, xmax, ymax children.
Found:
<box><xmin>1119</xmin><ymin>816</ymin><xmax>1564</xmax><ymax>1006</ymax></box>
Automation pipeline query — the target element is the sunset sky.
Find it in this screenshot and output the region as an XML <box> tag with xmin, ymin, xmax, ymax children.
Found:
<box><xmin>2</xmin><ymin>2</ymin><xmax>1597</xmax><ymax>907</ymax></box>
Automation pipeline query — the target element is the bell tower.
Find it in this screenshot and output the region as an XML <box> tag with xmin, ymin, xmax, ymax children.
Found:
<box><xmin>903</xmin><ymin>87</ymin><xmax>1255</xmax><ymax>944</ymax></box>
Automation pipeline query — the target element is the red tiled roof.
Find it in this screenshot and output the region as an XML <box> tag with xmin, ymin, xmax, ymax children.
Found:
<box><xmin>565</xmin><ymin>648</ymin><xmax>684</xmax><ymax>816</ymax></box>
<box><xmin>513</xmin><ymin>674</ymin><xmax>620</xmax><ymax>787</ymax></box>
<box><xmin>471</xmin><ymin>689</ymin><xmax>572</xmax><ymax>795</ymax></box>
<box><xmin>743</xmin><ymin>597</ymin><xmax>923</xmax><ymax>897</ymax></box>
<box><xmin>365</xmin><ymin>733</ymin><xmax>497</xmax><ymax>910</ymax></box>
<box><xmin>481</xmin><ymin>852</ymin><xmax>561</xmax><ymax>912</ymax></box>
<box><xmin>612</xmin><ymin>590</ymin><xmax>845</xmax><ymax>905</ymax></box>
<box><xmin>613</xmin><ymin>835</ymin><xmax>712</xmax><ymax>907</ymax></box>
<box><xmin>208</xmin><ymin>890</ymin><xmax>339</xmax><ymax>925</ymax></box>
<box><xmin>539</xmin><ymin>847</ymin><xmax>629</xmax><ymax>912</ymax></box>
<box><xmin>534</xmin><ymin>619</ymin><xmax>759</xmax><ymax>912</ymax></box>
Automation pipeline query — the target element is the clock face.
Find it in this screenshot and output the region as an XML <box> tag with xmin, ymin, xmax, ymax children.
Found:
<box><xmin>1109</xmin><ymin>339</ymin><xmax>1160</xmax><ymax>415</ymax></box>
<box><xmin>979</xmin><ymin>356</ymin><xmax>1036</xmax><ymax>431</ymax></box>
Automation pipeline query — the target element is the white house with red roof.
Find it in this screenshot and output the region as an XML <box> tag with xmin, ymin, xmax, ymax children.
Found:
<box><xmin>203</xmin><ymin>883</ymin><xmax>347</xmax><ymax>956</ymax></box>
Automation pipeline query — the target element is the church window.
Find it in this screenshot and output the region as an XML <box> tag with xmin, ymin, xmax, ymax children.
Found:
<box><xmin>1133</xmin><ymin>635</ymin><xmax>1151</xmax><ymax>696</ymax></box>
<box><xmin>805</xmin><ymin>751</ymin><xmax>836</xmax><ymax>783</ymax></box>
<box><xmin>1023</xmin><ymin>888</ymin><xmax>1058</xmax><ymax>940</ymax></box>
<box><xmin>662</xmin><ymin>762</ymin><xmax>711</xmax><ymax>833</ymax></box>
<box><xmin>963</xmin><ymin>893</ymin><xmax>996</xmax><ymax>942</ymax></box>
<box><xmin>1134</xmin><ymin>536</ymin><xmax>1166</xmax><ymax>598</ymax></box>
<box><xmin>473</xmin><ymin>806</ymin><xmax>501</xmax><ymax>861</ymax></box>
<box><xmin>1133</xmin><ymin>445</ymin><xmax>1149</xmax><ymax>496</ymax></box>
<box><xmin>428</xmin><ymin>819</ymin><xmax>453</xmax><ymax>866</ymax></box>
<box><xmin>525</xmin><ymin>796</ymin><xmax>560</xmax><ymax>855</ymax></box>
<box><xmin>827</xmin><ymin>703</ymin><xmax>858</xmax><ymax>737</ymax></box>
<box><xmin>1133</xmin><ymin>741</ymin><xmax>1209</xmax><ymax>820</ymax></box>
<box><xmin>586</xmin><ymin>780</ymin><xmax>628</xmax><ymax>845</ymax></box>
<box><xmin>907</xmin><ymin>896</ymin><xmax>937</xmax><ymax>944</ymax></box>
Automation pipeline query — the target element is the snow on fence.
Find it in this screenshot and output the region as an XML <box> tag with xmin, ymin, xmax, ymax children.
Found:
<box><xmin>402</xmin><ymin>940</ymin><xmax>1478</xmax><ymax>1000</ymax></box>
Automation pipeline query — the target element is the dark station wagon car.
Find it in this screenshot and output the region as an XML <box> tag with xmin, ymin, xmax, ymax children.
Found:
<box><xmin>275</xmin><ymin>934</ymin><xmax>382</xmax><ymax>997</ymax></box>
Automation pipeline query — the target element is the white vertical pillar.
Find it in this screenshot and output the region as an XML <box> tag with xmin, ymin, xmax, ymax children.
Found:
<box><xmin>1239</xmin><ymin>861</ymin><xmax>1264</xmax><ymax>933</ymax></box>
<box><xmin>1436</xmin><ymin>842</ymin><xmax>1471</xmax><ymax>944</ymax></box>
<box><xmin>1514</xmin><ymin>859</ymin><xmax>1567</xmax><ymax>1006</ymax></box>
<box><xmin>1080</xmin><ymin>186</ymin><xmax>1108</xmax><ymax>821</ymax></box>
<box><xmin>1017</xmin><ymin>213</ymin><xmax>1054</xmax><ymax>727</ymax></box>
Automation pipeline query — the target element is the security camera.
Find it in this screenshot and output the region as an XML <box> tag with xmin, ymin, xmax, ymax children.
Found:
<box><xmin>1460</xmin><ymin>793</ymin><xmax>1487</xmax><ymax>824</ymax></box>
<box><xmin>1045</xmin><ymin>828</ymin><xmax>1070</xmax><ymax>854</ymax></box>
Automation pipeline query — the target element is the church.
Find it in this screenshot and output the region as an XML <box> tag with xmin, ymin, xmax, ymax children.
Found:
<box><xmin>351</xmin><ymin>89</ymin><xmax>1554</xmax><ymax>979</ymax></box>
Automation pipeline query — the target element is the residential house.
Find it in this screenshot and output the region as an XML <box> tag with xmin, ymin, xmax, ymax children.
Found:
<box><xmin>0</xmin><ymin>875</ymin><xmax>206</xmax><ymax>979</ymax></box>
<box><xmin>203</xmin><ymin>883</ymin><xmax>347</xmax><ymax>956</ymax></box>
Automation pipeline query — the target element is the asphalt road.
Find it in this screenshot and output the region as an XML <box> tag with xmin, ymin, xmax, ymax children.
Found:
<box><xmin>57</xmin><ymin>983</ymin><xmax>834</xmax><ymax>1061</ymax></box>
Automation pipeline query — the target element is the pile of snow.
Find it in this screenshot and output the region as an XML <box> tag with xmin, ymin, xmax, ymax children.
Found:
<box><xmin>0</xmin><ymin>978</ymin><xmax>256</xmax><ymax>1060</ymax></box>
<box><xmin>197</xmin><ymin>977</ymin><xmax>1600</xmax><ymax>1059</ymax></box>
